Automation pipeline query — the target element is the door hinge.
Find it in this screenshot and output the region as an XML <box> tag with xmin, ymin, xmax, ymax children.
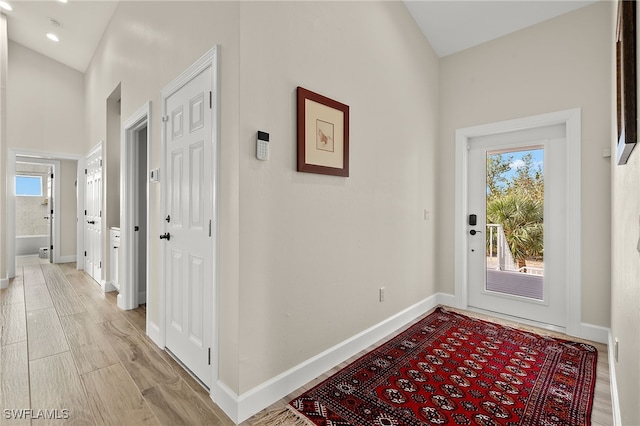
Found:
<box><xmin>209</xmin><ymin>91</ymin><xmax>212</xmax><ymax>109</ymax></box>
<box><xmin>85</xmin><ymin>209</ymin><xmax>87</xmax><ymax>215</ymax></box>
<box><xmin>99</xmin><ymin>210</ymin><xmax>102</xmax><ymax>217</ymax></box>
<box><xmin>51</xmin><ymin>209</ymin><xmax>54</xmax><ymax>214</ymax></box>
<box><xmin>85</xmin><ymin>169</ymin><xmax>88</xmax><ymax>174</ymax></box>
<box><xmin>99</xmin><ymin>261</ymin><xmax>102</xmax><ymax>269</ymax></box>
<box><xmin>162</xmin><ymin>115</ymin><xmax>169</xmax><ymax>122</ymax></box>
<box><xmin>50</xmin><ymin>245</ymin><xmax>53</xmax><ymax>250</ymax></box>
<box><xmin>208</xmin><ymin>348</ymin><xmax>211</xmax><ymax>365</ymax></box>
<box><xmin>99</xmin><ymin>159</ymin><xmax>103</xmax><ymax>167</ymax></box>
<box><xmin>209</xmin><ymin>219</ymin><xmax>212</xmax><ymax>237</ymax></box>
<box><xmin>84</xmin><ymin>251</ymin><xmax>87</xmax><ymax>256</ymax></box>
<box><xmin>51</xmin><ymin>173</ymin><xmax>54</xmax><ymax>179</ymax></box>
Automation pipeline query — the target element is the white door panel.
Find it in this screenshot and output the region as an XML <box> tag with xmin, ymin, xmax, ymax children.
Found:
<box><xmin>163</xmin><ymin>65</ymin><xmax>213</xmax><ymax>387</ymax></box>
<box><xmin>467</xmin><ymin>125</ymin><xmax>567</xmax><ymax>327</ymax></box>
<box><xmin>85</xmin><ymin>148</ymin><xmax>103</xmax><ymax>283</ymax></box>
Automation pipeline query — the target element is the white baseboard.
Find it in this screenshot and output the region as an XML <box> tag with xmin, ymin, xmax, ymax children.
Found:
<box><xmin>213</xmin><ymin>293</ymin><xmax>454</xmax><ymax>424</ymax></box>
<box><xmin>608</xmin><ymin>332</ymin><xmax>622</xmax><ymax>426</ymax></box>
<box><xmin>579</xmin><ymin>322</ymin><xmax>609</xmax><ymax>344</ymax></box>
<box><xmin>56</xmin><ymin>255</ymin><xmax>77</xmax><ymax>263</ymax></box>
<box><xmin>102</xmin><ymin>281</ymin><xmax>116</xmax><ymax>293</ymax></box>
<box><xmin>0</xmin><ymin>277</ymin><xmax>8</xmax><ymax>290</ymax></box>
<box><xmin>147</xmin><ymin>321</ymin><xmax>162</xmax><ymax>348</ymax></box>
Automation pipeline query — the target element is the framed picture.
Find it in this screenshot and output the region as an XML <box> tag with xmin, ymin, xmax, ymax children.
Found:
<box><xmin>297</xmin><ymin>87</ymin><xmax>349</xmax><ymax>176</ymax></box>
<box><xmin>616</xmin><ymin>0</ymin><xmax>637</xmax><ymax>165</ymax></box>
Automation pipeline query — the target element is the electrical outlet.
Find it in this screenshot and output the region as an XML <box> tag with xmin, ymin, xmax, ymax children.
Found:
<box><xmin>379</xmin><ymin>287</ymin><xmax>385</xmax><ymax>302</ymax></box>
<box><xmin>615</xmin><ymin>338</ymin><xmax>619</xmax><ymax>362</ymax></box>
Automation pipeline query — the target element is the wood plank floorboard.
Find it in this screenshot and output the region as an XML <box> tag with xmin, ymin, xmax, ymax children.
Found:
<box><xmin>0</xmin><ymin>341</ymin><xmax>30</xmax><ymax>425</ymax></box>
<box><xmin>82</xmin><ymin>364</ymin><xmax>159</xmax><ymax>426</ymax></box>
<box><xmin>50</xmin><ymin>285</ymin><xmax>86</xmax><ymax>317</ymax></box>
<box><xmin>30</xmin><ymin>352</ymin><xmax>95</xmax><ymax>425</ymax></box>
<box><xmin>26</xmin><ymin>307</ymin><xmax>69</xmax><ymax>360</ymax></box>
<box><xmin>104</xmin><ymin>331</ymin><xmax>179</xmax><ymax>393</ymax></box>
<box><xmin>78</xmin><ymin>291</ymin><xmax>123</xmax><ymax>324</ymax></box>
<box><xmin>60</xmin><ymin>311</ymin><xmax>120</xmax><ymax>375</ymax></box>
<box><xmin>142</xmin><ymin>376</ymin><xmax>225</xmax><ymax>425</ymax></box>
<box><xmin>0</xmin><ymin>275</ymin><xmax>25</xmax><ymax>306</ymax></box>
<box><xmin>1</xmin><ymin>302</ymin><xmax>27</xmax><ymax>346</ymax></box>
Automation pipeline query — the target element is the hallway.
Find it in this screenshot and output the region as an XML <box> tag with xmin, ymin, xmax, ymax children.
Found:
<box><xmin>0</xmin><ymin>256</ymin><xmax>234</xmax><ymax>425</ymax></box>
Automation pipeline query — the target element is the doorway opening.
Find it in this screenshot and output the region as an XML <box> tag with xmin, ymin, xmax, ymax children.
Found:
<box><xmin>119</xmin><ymin>101</ymin><xmax>150</xmax><ymax>319</ymax></box>
<box><xmin>7</xmin><ymin>150</ymin><xmax>82</xmax><ymax>279</ymax></box>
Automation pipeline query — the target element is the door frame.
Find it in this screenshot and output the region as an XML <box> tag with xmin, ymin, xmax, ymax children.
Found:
<box><xmin>156</xmin><ymin>46</ymin><xmax>219</xmax><ymax>387</ymax></box>
<box><xmin>119</xmin><ymin>101</ymin><xmax>150</xmax><ymax>312</ymax></box>
<box><xmin>7</xmin><ymin>149</ymin><xmax>83</xmax><ymax>278</ymax></box>
<box><xmin>454</xmin><ymin>108</ymin><xmax>581</xmax><ymax>336</ymax></box>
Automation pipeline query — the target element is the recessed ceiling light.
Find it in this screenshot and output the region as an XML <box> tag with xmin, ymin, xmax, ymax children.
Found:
<box><xmin>58</xmin><ymin>0</ymin><xmax>67</xmax><ymax>3</ymax></box>
<box><xmin>0</xmin><ymin>1</ymin><xmax>13</xmax><ymax>11</ymax></box>
<box><xmin>46</xmin><ymin>33</ymin><xmax>59</xmax><ymax>42</ymax></box>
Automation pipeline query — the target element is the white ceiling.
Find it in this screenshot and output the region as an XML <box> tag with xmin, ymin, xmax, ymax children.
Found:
<box><xmin>6</xmin><ymin>0</ymin><xmax>118</xmax><ymax>73</ymax></box>
<box><xmin>3</xmin><ymin>1</ymin><xmax>599</xmax><ymax>73</ymax></box>
<box><xmin>404</xmin><ymin>0</ymin><xmax>599</xmax><ymax>58</ymax></box>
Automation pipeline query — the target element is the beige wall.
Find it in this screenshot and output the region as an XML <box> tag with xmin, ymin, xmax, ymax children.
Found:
<box><xmin>7</xmin><ymin>41</ymin><xmax>84</xmax><ymax>154</ymax></box>
<box><xmin>439</xmin><ymin>2</ymin><xmax>612</xmax><ymax>327</ymax></box>
<box><xmin>237</xmin><ymin>1</ymin><xmax>439</xmax><ymax>392</ymax></box>
<box><xmin>59</xmin><ymin>159</ymin><xmax>78</xmax><ymax>258</ymax></box>
<box><xmin>84</xmin><ymin>1</ymin><xmax>438</xmax><ymax>394</ymax></box>
<box><xmin>609</xmin><ymin>4</ymin><xmax>640</xmax><ymax>423</ymax></box>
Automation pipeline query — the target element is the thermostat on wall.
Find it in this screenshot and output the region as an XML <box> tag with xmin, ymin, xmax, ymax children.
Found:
<box><xmin>150</xmin><ymin>168</ymin><xmax>160</xmax><ymax>182</ymax></box>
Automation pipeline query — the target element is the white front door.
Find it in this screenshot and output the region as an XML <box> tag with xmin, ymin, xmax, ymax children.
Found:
<box><xmin>85</xmin><ymin>147</ymin><xmax>103</xmax><ymax>283</ymax></box>
<box><xmin>467</xmin><ymin>124</ymin><xmax>567</xmax><ymax>327</ymax></box>
<box><xmin>162</xmin><ymin>61</ymin><xmax>214</xmax><ymax>387</ymax></box>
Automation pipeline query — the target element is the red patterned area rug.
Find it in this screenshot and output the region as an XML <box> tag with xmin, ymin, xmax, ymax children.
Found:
<box><xmin>282</xmin><ymin>307</ymin><xmax>597</xmax><ymax>426</ymax></box>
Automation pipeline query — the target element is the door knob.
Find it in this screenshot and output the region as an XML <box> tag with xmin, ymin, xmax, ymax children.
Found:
<box><xmin>470</xmin><ymin>229</ymin><xmax>482</xmax><ymax>235</ymax></box>
<box><xmin>159</xmin><ymin>233</ymin><xmax>171</xmax><ymax>241</ymax></box>
<box><xmin>87</xmin><ymin>220</ymin><xmax>96</xmax><ymax>224</ymax></box>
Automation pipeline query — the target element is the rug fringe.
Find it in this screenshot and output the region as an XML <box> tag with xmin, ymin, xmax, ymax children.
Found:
<box><xmin>251</xmin><ymin>406</ymin><xmax>315</xmax><ymax>426</ymax></box>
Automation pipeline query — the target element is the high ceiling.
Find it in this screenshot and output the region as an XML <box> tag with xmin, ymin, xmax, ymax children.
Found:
<box><xmin>4</xmin><ymin>0</ymin><xmax>599</xmax><ymax>73</ymax></box>
<box><xmin>6</xmin><ymin>0</ymin><xmax>118</xmax><ymax>72</ymax></box>
<box><xmin>404</xmin><ymin>0</ymin><xmax>599</xmax><ymax>57</ymax></box>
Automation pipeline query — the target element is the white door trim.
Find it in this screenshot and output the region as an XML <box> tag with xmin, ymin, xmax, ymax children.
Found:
<box><xmin>454</xmin><ymin>108</ymin><xmax>582</xmax><ymax>337</ymax></box>
<box><xmin>119</xmin><ymin>101</ymin><xmax>150</xmax><ymax>312</ymax></box>
<box><xmin>155</xmin><ymin>46</ymin><xmax>219</xmax><ymax>388</ymax></box>
<box><xmin>7</xmin><ymin>148</ymin><xmax>83</xmax><ymax>278</ymax></box>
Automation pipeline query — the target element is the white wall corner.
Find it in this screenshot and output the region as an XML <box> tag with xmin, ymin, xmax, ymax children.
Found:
<box><xmin>578</xmin><ymin>322</ymin><xmax>609</xmax><ymax>344</ymax></box>
<box><xmin>223</xmin><ymin>293</ymin><xmax>444</xmax><ymax>424</ymax></box>
<box><xmin>0</xmin><ymin>277</ymin><xmax>8</xmax><ymax>289</ymax></box>
<box><xmin>211</xmin><ymin>381</ymin><xmax>240</xmax><ymax>424</ymax></box>
<box><xmin>608</xmin><ymin>331</ymin><xmax>622</xmax><ymax>426</ymax></box>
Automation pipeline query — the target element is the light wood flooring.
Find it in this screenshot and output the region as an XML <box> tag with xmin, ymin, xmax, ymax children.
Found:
<box><xmin>1</xmin><ymin>257</ymin><xmax>613</xmax><ymax>425</ymax></box>
<box><xmin>0</xmin><ymin>256</ymin><xmax>235</xmax><ymax>425</ymax></box>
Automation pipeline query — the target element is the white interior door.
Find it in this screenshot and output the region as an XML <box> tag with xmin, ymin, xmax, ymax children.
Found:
<box><xmin>467</xmin><ymin>124</ymin><xmax>567</xmax><ymax>327</ymax></box>
<box><xmin>85</xmin><ymin>148</ymin><xmax>103</xmax><ymax>283</ymax></box>
<box><xmin>163</xmin><ymin>63</ymin><xmax>214</xmax><ymax>387</ymax></box>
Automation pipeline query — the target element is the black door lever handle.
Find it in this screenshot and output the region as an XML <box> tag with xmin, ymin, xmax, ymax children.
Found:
<box><xmin>159</xmin><ymin>233</ymin><xmax>171</xmax><ymax>241</ymax></box>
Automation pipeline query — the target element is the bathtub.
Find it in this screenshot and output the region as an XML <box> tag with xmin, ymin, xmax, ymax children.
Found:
<box><xmin>16</xmin><ymin>235</ymin><xmax>49</xmax><ymax>256</ymax></box>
